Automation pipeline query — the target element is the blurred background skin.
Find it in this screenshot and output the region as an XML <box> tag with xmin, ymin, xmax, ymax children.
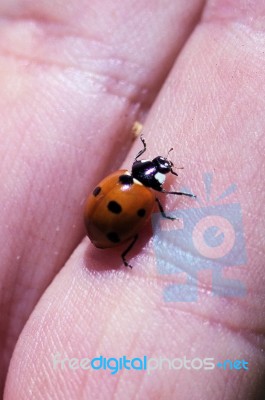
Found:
<box><xmin>0</xmin><ymin>0</ymin><xmax>265</xmax><ymax>399</ymax></box>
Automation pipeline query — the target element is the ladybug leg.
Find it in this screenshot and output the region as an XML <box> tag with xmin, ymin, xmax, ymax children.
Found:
<box><xmin>161</xmin><ymin>189</ymin><xmax>196</xmax><ymax>198</ymax></box>
<box><xmin>134</xmin><ymin>134</ymin><xmax>147</xmax><ymax>161</ymax></box>
<box><xmin>170</xmin><ymin>167</ymin><xmax>184</xmax><ymax>177</ymax></box>
<box><xmin>121</xmin><ymin>235</ymin><xmax>138</xmax><ymax>268</ymax></box>
<box><xmin>155</xmin><ymin>198</ymin><xmax>175</xmax><ymax>220</ymax></box>
<box><xmin>170</xmin><ymin>169</ymin><xmax>178</xmax><ymax>177</ymax></box>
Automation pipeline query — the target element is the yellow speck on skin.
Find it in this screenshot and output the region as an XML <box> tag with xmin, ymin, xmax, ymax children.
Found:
<box><xmin>131</xmin><ymin>121</ymin><xmax>143</xmax><ymax>139</ymax></box>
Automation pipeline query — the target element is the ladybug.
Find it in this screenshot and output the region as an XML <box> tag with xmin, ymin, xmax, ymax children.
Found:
<box><xmin>84</xmin><ymin>135</ymin><xmax>195</xmax><ymax>268</ymax></box>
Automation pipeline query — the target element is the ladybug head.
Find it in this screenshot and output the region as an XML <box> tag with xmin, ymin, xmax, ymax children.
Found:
<box><xmin>152</xmin><ymin>156</ymin><xmax>173</xmax><ymax>174</ymax></box>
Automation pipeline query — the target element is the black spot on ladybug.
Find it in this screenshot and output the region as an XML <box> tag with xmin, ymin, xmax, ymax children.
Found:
<box><xmin>108</xmin><ymin>200</ymin><xmax>122</xmax><ymax>214</ymax></box>
<box><xmin>107</xmin><ymin>232</ymin><xmax>120</xmax><ymax>243</ymax></box>
<box><xmin>119</xmin><ymin>174</ymin><xmax>134</xmax><ymax>185</ymax></box>
<box><xmin>137</xmin><ymin>208</ymin><xmax>146</xmax><ymax>217</ymax></box>
<box><xmin>93</xmin><ymin>186</ymin><xmax>101</xmax><ymax>197</ymax></box>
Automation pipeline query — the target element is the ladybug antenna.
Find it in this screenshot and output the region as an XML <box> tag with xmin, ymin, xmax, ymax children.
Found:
<box><xmin>167</xmin><ymin>147</ymin><xmax>174</xmax><ymax>159</ymax></box>
<box><xmin>166</xmin><ymin>148</ymin><xmax>184</xmax><ymax>176</ymax></box>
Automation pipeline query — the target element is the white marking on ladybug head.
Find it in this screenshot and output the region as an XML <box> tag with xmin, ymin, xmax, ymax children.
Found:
<box><xmin>154</xmin><ymin>172</ymin><xmax>166</xmax><ymax>185</ymax></box>
<box><xmin>133</xmin><ymin>178</ymin><xmax>143</xmax><ymax>185</ymax></box>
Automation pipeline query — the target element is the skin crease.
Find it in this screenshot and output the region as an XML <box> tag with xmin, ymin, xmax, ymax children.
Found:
<box><xmin>0</xmin><ymin>0</ymin><xmax>264</xmax><ymax>399</ymax></box>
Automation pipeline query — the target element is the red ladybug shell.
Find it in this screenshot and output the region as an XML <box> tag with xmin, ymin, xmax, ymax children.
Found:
<box><xmin>84</xmin><ymin>169</ymin><xmax>155</xmax><ymax>248</ymax></box>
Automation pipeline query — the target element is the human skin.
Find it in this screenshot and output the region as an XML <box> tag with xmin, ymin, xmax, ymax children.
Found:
<box><xmin>1</xmin><ymin>0</ymin><xmax>265</xmax><ymax>398</ymax></box>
